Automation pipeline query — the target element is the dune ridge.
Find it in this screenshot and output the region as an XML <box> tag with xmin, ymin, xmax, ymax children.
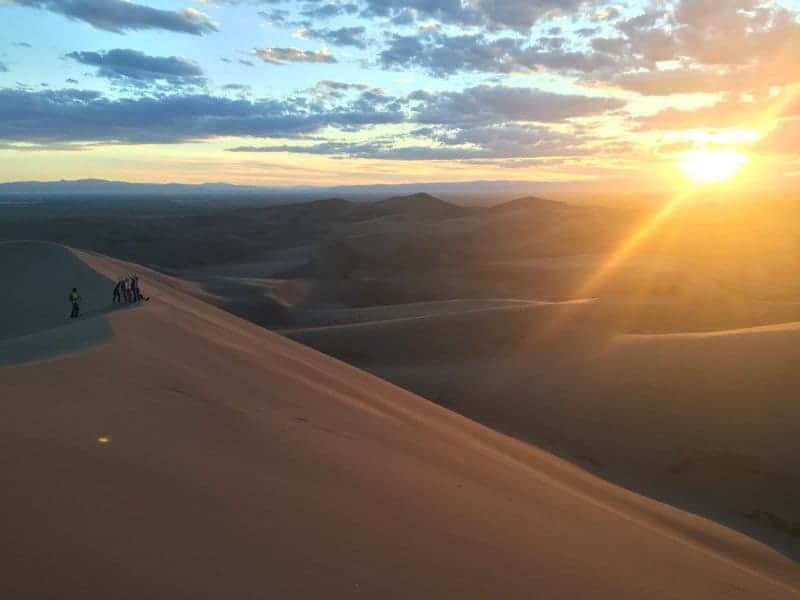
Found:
<box><xmin>1</xmin><ymin>243</ymin><xmax>798</xmax><ymax>598</ymax></box>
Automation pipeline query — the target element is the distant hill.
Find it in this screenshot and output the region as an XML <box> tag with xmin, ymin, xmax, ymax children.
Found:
<box><xmin>490</xmin><ymin>196</ymin><xmax>568</xmax><ymax>213</ymax></box>
<box><xmin>371</xmin><ymin>193</ymin><xmax>463</xmax><ymax>219</ymax></box>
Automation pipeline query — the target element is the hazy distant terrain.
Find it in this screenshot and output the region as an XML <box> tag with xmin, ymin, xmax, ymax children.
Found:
<box><xmin>3</xmin><ymin>191</ymin><xmax>800</xmax><ymax>560</ymax></box>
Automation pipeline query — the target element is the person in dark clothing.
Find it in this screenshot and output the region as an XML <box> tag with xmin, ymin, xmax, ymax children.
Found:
<box><xmin>112</xmin><ymin>278</ymin><xmax>122</xmax><ymax>304</ymax></box>
<box><xmin>69</xmin><ymin>288</ymin><xmax>81</xmax><ymax>319</ymax></box>
<box><xmin>123</xmin><ymin>276</ymin><xmax>133</xmax><ymax>303</ymax></box>
<box><xmin>131</xmin><ymin>275</ymin><xmax>141</xmax><ymax>302</ymax></box>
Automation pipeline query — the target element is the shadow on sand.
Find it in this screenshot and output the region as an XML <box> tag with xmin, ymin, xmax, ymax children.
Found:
<box><xmin>0</xmin><ymin>303</ymin><xmax>139</xmax><ymax>366</ymax></box>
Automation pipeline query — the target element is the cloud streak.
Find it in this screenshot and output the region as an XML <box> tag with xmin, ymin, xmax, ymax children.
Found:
<box><xmin>66</xmin><ymin>49</ymin><xmax>205</xmax><ymax>87</ymax></box>
<box><xmin>11</xmin><ymin>0</ymin><xmax>218</xmax><ymax>35</ymax></box>
<box><xmin>0</xmin><ymin>87</ymin><xmax>404</xmax><ymax>144</ymax></box>
<box><xmin>251</xmin><ymin>47</ymin><xmax>337</xmax><ymax>65</ymax></box>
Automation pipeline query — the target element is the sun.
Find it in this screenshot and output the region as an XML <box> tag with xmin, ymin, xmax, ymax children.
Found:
<box><xmin>679</xmin><ymin>149</ymin><xmax>749</xmax><ymax>185</ymax></box>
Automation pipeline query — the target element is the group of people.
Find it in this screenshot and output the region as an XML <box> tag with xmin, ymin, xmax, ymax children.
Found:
<box><xmin>67</xmin><ymin>275</ymin><xmax>147</xmax><ymax>320</ymax></box>
<box><xmin>113</xmin><ymin>275</ymin><xmax>144</xmax><ymax>304</ymax></box>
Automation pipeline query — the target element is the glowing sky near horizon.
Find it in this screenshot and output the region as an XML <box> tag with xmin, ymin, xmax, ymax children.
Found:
<box><xmin>0</xmin><ymin>0</ymin><xmax>798</xmax><ymax>189</ymax></box>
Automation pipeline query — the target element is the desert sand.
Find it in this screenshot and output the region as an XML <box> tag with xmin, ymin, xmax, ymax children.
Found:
<box><xmin>289</xmin><ymin>291</ymin><xmax>800</xmax><ymax>558</ymax></box>
<box><xmin>1</xmin><ymin>242</ymin><xmax>799</xmax><ymax>598</ymax></box>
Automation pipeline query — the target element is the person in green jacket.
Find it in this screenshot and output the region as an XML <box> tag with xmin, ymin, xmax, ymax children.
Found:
<box><xmin>69</xmin><ymin>288</ymin><xmax>81</xmax><ymax>319</ymax></box>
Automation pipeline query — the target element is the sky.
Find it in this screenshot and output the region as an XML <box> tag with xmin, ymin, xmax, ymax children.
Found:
<box><xmin>0</xmin><ymin>0</ymin><xmax>798</xmax><ymax>190</ymax></box>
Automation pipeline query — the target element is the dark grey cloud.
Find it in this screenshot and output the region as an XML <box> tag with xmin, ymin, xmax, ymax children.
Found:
<box><xmin>361</xmin><ymin>0</ymin><xmax>599</xmax><ymax>31</ymax></box>
<box><xmin>233</xmin><ymin>0</ymin><xmax>600</xmax><ymax>31</ymax></box>
<box><xmin>13</xmin><ymin>42</ymin><xmax>33</xmax><ymax>48</ymax></box>
<box><xmin>300</xmin><ymin>1</ymin><xmax>359</xmax><ymax>19</ymax></box>
<box><xmin>0</xmin><ymin>78</ymin><xmax>625</xmax><ymax>161</ymax></box>
<box><xmin>229</xmin><ymin>141</ymin><xmax>495</xmax><ymax>160</ymax></box>
<box><xmin>65</xmin><ymin>78</ymin><xmax>79</xmax><ymax>84</ymax></box>
<box><xmin>410</xmin><ymin>85</ymin><xmax>626</xmax><ymax>125</ymax></box>
<box><xmin>0</xmin><ymin>62</ymin><xmax>8</xmax><ymax>73</ymax></box>
<box><xmin>229</xmin><ymin>123</ymin><xmax>593</xmax><ymax>160</ymax></box>
<box><xmin>11</xmin><ymin>0</ymin><xmax>217</xmax><ymax>35</ymax></box>
<box><xmin>380</xmin><ymin>31</ymin><xmax>618</xmax><ymax>77</ymax></box>
<box><xmin>66</xmin><ymin>49</ymin><xmax>205</xmax><ymax>87</ymax></box>
<box><xmin>0</xmin><ymin>87</ymin><xmax>404</xmax><ymax>145</ymax></box>
<box><xmin>228</xmin><ymin>82</ymin><xmax>626</xmax><ymax>160</ymax></box>
<box><xmin>298</xmin><ymin>26</ymin><xmax>368</xmax><ymax>48</ymax></box>
<box><xmin>307</xmin><ymin>80</ymin><xmax>373</xmax><ymax>99</ymax></box>
<box><xmin>251</xmin><ymin>47</ymin><xmax>336</xmax><ymax>65</ymax></box>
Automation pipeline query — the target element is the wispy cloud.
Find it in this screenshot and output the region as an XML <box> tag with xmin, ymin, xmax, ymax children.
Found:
<box><xmin>11</xmin><ymin>0</ymin><xmax>218</xmax><ymax>35</ymax></box>
<box><xmin>251</xmin><ymin>47</ymin><xmax>336</xmax><ymax>65</ymax></box>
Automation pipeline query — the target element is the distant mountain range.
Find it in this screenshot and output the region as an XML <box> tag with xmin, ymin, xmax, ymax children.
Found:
<box><xmin>0</xmin><ymin>178</ymin><xmax>592</xmax><ymax>204</ymax></box>
<box><xmin>0</xmin><ymin>178</ymin><xmax>676</xmax><ymax>207</ymax></box>
<box><xmin>0</xmin><ymin>179</ymin><xmax>266</xmax><ymax>197</ymax></box>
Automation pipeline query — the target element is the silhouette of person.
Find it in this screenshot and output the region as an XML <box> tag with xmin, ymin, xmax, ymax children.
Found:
<box><xmin>113</xmin><ymin>278</ymin><xmax>122</xmax><ymax>304</ymax></box>
<box><xmin>69</xmin><ymin>287</ymin><xmax>81</xmax><ymax>319</ymax></box>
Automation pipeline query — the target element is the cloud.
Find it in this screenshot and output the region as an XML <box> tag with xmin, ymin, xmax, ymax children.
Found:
<box><xmin>295</xmin><ymin>26</ymin><xmax>367</xmax><ymax>48</ymax></box>
<box><xmin>11</xmin><ymin>0</ymin><xmax>217</xmax><ymax>35</ymax></box>
<box><xmin>0</xmin><ymin>87</ymin><xmax>404</xmax><ymax>145</ymax></box>
<box><xmin>410</xmin><ymin>84</ymin><xmax>626</xmax><ymax>125</ymax></box>
<box><xmin>0</xmin><ymin>62</ymin><xmax>8</xmax><ymax>73</ymax></box>
<box><xmin>225</xmin><ymin>83</ymin><xmax>628</xmax><ymax>160</ymax></box>
<box><xmin>257</xmin><ymin>8</ymin><xmax>290</xmax><ymax>25</ymax></box>
<box><xmin>380</xmin><ymin>31</ymin><xmax>618</xmax><ymax>77</ymax></box>
<box><xmin>307</xmin><ymin>80</ymin><xmax>373</xmax><ymax>99</ymax></box>
<box><xmin>300</xmin><ymin>1</ymin><xmax>359</xmax><ymax>20</ymax></box>
<box><xmin>637</xmin><ymin>88</ymin><xmax>800</xmax><ymax>131</ymax></box>
<box><xmin>599</xmin><ymin>0</ymin><xmax>800</xmax><ymax>96</ymax></box>
<box><xmin>361</xmin><ymin>0</ymin><xmax>597</xmax><ymax>31</ymax></box>
<box><xmin>66</xmin><ymin>49</ymin><xmax>205</xmax><ymax>87</ymax></box>
<box><xmin>229</xmin><ymin>122</ymin><xmax>598</xmax><ymax>160</ymax></box>
<box><xmin>251</xmin><ymin>47</ymin><xmax>336</xmax><ymax>65</ymax></box>
<box><xmin>757</xmin><ymin>118</ymin><xmax>800</xmax><ymax>155</ymax></box>
<box><xmin>212</xmin><ymin>0</ymin><xmax>600</xmax><ymax>31</ymax></box>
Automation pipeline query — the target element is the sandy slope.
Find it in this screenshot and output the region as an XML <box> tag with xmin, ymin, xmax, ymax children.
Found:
<box><xmin>0</xmin><ymin>241</ymin><xmax>121</xmax><ymax>365</ymax></box>
<box><xmin>0</xmin><ymin>241</ymin><xmax>116</xmax><ymax>340</ymax></box>
<box><xmin>1</xmin><ymin>244</ymin><xmax>798</xmax><ymax>599</ymax></box>
<box><xmin>289</xmin><ymin>298</ymin><xmax>800</xmax><ymax>558</ymax></box>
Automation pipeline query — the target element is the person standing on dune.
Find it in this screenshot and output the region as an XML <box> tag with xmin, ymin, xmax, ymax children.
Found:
<box><xmin>112</xmin><ymin>278</ymin><xmax>122</xmax><ymax>304</ymax></box>
<box><xmin>69</xmin><ymin>287</ymin><xmax>81</xmax><ymax>319</ymax></box>
<box><xmin>123</xmin><ymin>276</ymin><xmax>132</xmax><ymax>303</ymax></box>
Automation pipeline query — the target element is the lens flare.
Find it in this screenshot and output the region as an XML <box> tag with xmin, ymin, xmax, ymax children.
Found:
<box><xmin>679</xmin><ymin>149</ymin><xmax>749</xmax><ymax>185</ymax></box>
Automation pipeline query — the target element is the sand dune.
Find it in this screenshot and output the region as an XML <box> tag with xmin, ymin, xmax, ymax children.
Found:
<box><xmin>0</xmin><ymin>241</ymin><xmax>122</xmax><ymax>365</ymax></box>
<box><xmin>0</xmin><ymin>241</ymin><xmax>115</xmax><ymax>340</ymax></box>
<box><xmin>289</xmin><ymin>297</ymin><xmax>800</xmax><ymax>560</ymax></box>
<box><xmin>1</xmin><ymin>244</ymin><xmax>799</xmax><ymax>598</ymax></box>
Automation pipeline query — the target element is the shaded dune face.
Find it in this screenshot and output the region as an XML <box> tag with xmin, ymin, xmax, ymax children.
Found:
<box><xmin>1</xmin><ymin>246</ymin><xmax>799</xmax><ymax>599</ymax></box>
<box><xmin>0</xmin><ymin>242</ymin><xmax>119</xmax><ymax>365</ymax></box>
<box><xmin>0</xmin><ymin>241</ymin><xmax>114</xmax><ymax>340</ymax></box>
<box><xmin>287</xmin><ymin>296</ymin><xmax>800</xmax><ymax>560</ymax></box>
